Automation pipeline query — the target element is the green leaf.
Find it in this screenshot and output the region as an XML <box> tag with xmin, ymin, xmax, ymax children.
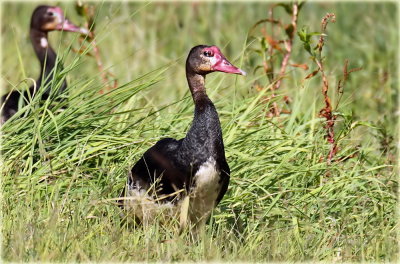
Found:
<box><xmin>75</xmin><ymin>1</ymin><xmax>86</xmax><ymax>17</ymax></box>
<box><xmin>303</xmin><ymin>43</ymin><xmax>312</xmax><ymax>56</ymax></box>
<box><xmin>260</xmin><ymin>37</ymin><xmax>268</xmax><ymax>52</ymax></box>
<box><xmin>297</xmin><ymin>27</ymin><xmax>308</xmax><ymax>42</ymax></box>
<box><xmin>277</xmin><ymin>3</ymin><xmax>293</xmax><ymax>14</ymax></box>
<box><xmin>298</xmin><ymin>1</ymin><xmax>306</xmax><ymax>11</ymax></box>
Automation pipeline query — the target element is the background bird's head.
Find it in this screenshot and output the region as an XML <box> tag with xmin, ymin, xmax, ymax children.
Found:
<box><xmin>30</xmin><ymin>5</ymin><xmax>88</xmax><ymax>34</ymax></box>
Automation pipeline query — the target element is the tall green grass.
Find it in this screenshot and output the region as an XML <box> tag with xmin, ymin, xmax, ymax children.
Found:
<box><xmin>1</xmin><ymin>1</ymin><xmax>398</xmax><ymax>262</ymax></box>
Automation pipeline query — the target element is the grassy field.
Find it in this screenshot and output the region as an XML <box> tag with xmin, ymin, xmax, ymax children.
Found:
<box><xmin>1</xmin><ymin>1</ymin><xmax>398</xmax><ymax>262</ymax></box>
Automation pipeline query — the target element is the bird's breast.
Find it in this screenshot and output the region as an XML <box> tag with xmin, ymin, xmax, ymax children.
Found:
<box><xmin>189</xmin><ymin>157</ymin><xmax>221</xmax><ymax>223</ymax></box>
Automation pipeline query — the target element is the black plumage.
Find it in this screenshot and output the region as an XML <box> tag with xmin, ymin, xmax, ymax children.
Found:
<box><xmin>1</xmin><ymin>5</ymin><xmax>86</xmax><ymax>122</ymax></box>
<box><xmin>122</xmin><ymin>45</ymin><xmax>246</xmax><ymax>227</ymax></box>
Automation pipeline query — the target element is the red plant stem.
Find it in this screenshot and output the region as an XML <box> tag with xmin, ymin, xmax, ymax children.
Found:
<box><xmin>90</xmin><ymin>36</ymin><xmax>103</xmax><ymax>74</ymax></box>
<box><xmin>315</xmin><ymin>13</ymin><xmax>337</xmax><ymax>164</ymax></box>
<box><xmin>316</xmin><ymin>56</ymin><xmax>336</xmax><ymax>161</ymax></box>
<box><xmin>88</xmin><ymin>33</ymin><xmax>106</xmax><ymax>93</ymax></box>
<box><xmin>76</xmin><ymin>2</ymin><xmax>117</xmax><ymax>94</ymax></box>
<box><xmin>268</xmin><ymin>5</ymin><xmax>275</xmax><ymax>81</ymax></box>
<box><xmin>269</xmin><ymin>3</ymin><xmax>299</xmax><ymax>117</ymax></box>
<box><xmin>274</xmin><ymin>2</ymin><xmax>298</xmax><ymax>91</ymax></box>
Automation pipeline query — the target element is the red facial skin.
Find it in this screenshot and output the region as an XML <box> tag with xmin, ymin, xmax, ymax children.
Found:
<box><xmin>203</xmin><ymin>46</ymin><xmax>246</xmax><ymax>76</ymax></box>
<box><xmin>47</xmin><ymin>7</ymin><xmax>89</xmax><ymax>35</ymax></box>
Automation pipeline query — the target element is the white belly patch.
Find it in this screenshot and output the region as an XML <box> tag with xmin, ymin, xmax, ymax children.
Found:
<box><xmin>189</xmin><ymin>158</ymin><xmax>221</xmax><ymax>224</ymax></box>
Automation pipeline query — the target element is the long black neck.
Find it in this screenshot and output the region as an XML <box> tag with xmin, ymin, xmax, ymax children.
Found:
<box><xmin>30</xmin><ymin>28</ymin><xmax>66</xmax><ymax>98</ymax></box>
<box><xmin>180</xmin><ymin>69</ymin><xmax>225</xmax><ymax>165</ymax></box>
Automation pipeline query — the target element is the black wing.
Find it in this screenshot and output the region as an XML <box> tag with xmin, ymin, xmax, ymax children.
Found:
<box><xmin>216</xmin><ymin>158</ymin><xmax>230</xmax><ymax>205</ymax></box>
<box><xmin>1</xmin><ymin>91</ymin><xmax>23</xmax><ymax>122</ymax></box>
<box><xmin>128</xmin><ymin>138</ymin><xmax>188</xmax><ymax>201</ymax></box>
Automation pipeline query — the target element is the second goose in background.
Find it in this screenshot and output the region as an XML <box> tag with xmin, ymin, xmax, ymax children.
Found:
<box><xmin>1</xmin><ymin>5</ymin><xmax>88</xmax><ymax>122</ymax></box>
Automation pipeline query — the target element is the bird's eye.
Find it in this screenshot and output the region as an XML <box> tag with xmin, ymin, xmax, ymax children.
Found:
<box><xmin>47</xmin><ymin>12</ymin><xmax>54</xmax><ymax>17</ymax></box>
<box><xmin>203</xmin><ymin>50</ymin><xmax>214</xmax><ymax>57</ymax></box>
